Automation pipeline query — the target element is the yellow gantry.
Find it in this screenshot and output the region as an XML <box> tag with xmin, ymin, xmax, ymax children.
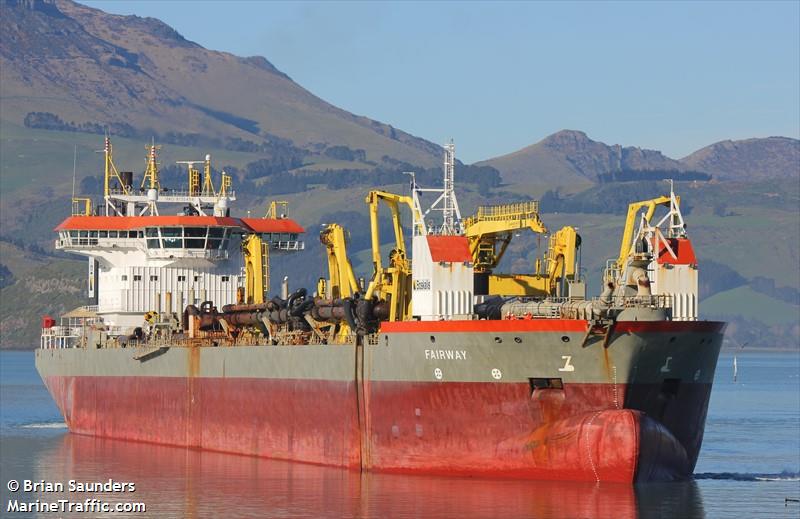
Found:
<box><xmin>463</xmin><ymin>201</ymin><xmax>547</xmax><ymax>272</ymax></box>
<box><xmin>615</xmin><ymin>196</ymin><xmax>676</xmax><ymax>271</ymax></box>
<box><xmin>242</xmin><ymin>233</ymin><xmax>269</xmax><ymax>304</ymax></box>
<box><xmin>463</xmin><ymin>201</ymin><xmax>581</xmax><ymax>297</ymax></box>
<box><xmin>319</xmin><ymin>224</ymin><xmax>360</xmax><ymax>299</ymax></box>
<box><xmin>363</xmin><ymin>190</ymin><xmax>418</xmax><ymax>322</ymax></box>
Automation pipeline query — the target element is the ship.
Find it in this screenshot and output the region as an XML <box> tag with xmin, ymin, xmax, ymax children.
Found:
<box><xmin>36</xmin><ymin>138</ymin><xmax>725</xmax><ymax>483</ymax></box>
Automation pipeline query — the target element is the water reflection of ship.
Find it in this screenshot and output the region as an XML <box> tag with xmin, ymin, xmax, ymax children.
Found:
<box><xmin>36</xmin><ymin>434</ymin><xmax>704</xmax><ymax>519</ymax></box>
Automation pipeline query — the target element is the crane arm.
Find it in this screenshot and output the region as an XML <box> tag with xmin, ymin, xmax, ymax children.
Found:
<box><xmin>546</xmin><ymin>226</ymin><xmax>579</xmax><ymax>294</ymax></box>
<box><xmin>364</xmin><ymin>190</ymin><xmax>415</xmax><ymax>321</ymax></box>
<box><xmin>463</xmin><ymin>201</ymin><xmax>547</xmax><ymax>271</ymax></box>
<box><xmin>365</xmin><ymin>190</ymin><xmax>415</xmax><ymax>283</ymax></box>
<box><xmin>616</xmin><ymin>196</ymin><xmax>674</xmax><ymax>270</ymax></box>
<box><xmin>242</xmin><ymin>233</ymin><xmax>268</xmax><ymax>304</ymax></box>
<box><xmin>319</xmin><ymin>224</ymin><xmax>359</xmax><ymax>299</ymax></box>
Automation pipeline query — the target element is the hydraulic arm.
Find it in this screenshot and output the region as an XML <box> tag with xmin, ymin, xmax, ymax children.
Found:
<box><xmin>319</xmin><ymin>224</ymin><xmax>360</xmax><ymax>299</ymax></box>
<box><xmin>242</xmin><ymin>233</ymin><xmax>268</xmax><ymax>304</ymax></box>
<box><xmin>463</xmin><ymin>201</ymin><xmax>580</xmax><ymax>297</ymax></box>
<box><xmin>463</xmin><ymin>201</ymin><xmax>547</xmax><ymax>272</ymax></box>
<box><xmin>364</xmin><ymin>190</ymin><xmax>418</xmax><ymax>322</ymax></box>
<box><xmin>615</xmin><ymin>196</ymin><xmax>675</xmax><ymax>271</ymax></box>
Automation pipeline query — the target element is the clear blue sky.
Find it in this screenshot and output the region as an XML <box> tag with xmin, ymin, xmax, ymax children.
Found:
<box><xmin>83</xmin><ymin>1</ymin><xmax>799</xmax><ymax>163</ymax></box>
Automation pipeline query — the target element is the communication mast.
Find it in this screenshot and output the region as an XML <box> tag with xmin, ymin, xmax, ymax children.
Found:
<box><xmin>441</xmin><ymin>141</ymin><xmax>460</xmax><ymax>234</ymax></box>
<box><xmin>410</xmin><ymin>140</ymin><xmax>463</xmax><ymax>236</ymax></box>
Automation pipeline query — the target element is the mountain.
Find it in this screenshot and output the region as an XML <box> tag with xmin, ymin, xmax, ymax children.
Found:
<box><xmin>477</xmin><ymin>130</ymin><xmax>689</xmax><ymax>186</ymax></box>
<box><xmin>681</xmin><ymin>137</ymin><xmax>800</xmax><ymax>181</ymax></box>
<box><xmin>479</xmin><ymin>130</ymin><xmax>799</xmax><ymax>186</ymax></box>
<box><xmin>0</xmin><ymin>0</ymin><xmax>441</xmax><ymax>167</ymax></box>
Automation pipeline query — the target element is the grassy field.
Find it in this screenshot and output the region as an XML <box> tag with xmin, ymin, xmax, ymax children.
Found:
<box><xmin>702</xmin><ymin>285</ymin><xmax>799</xmax><ymax>326</ymax></box>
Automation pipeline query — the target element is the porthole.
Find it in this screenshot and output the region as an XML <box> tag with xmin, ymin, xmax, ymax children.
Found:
<box><xmin>561</xmin><ymin>336</ymin><xmax>570</xmax><ymax>343</ymax></box>
<box><xmin>494</xmin><ymin>337</ymin><xmax>503</xmax><ymax>344</ymax></box>
<box><xmin>514</xmin><ymin>337</ymin><xmax>522</xmax><ymax>344</ymax></box>
<box><xmin>430</xmin><ymin>335</ymin><xmax>436</xmax><ymax>343</ymax></box>
<box><xmin>669</xmin><ymin>337</ymin><xmax>676</xmax><ymax>343</ymax></box>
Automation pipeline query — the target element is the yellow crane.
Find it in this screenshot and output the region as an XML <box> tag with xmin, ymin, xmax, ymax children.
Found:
<box><xmin>363</xmin><ymin>190</ymin><xmax>419</xmax><ymax>322</ymax></box>
<box><xmin>242</xmin><ymin>233</ymin><xmax>269</xmax><ymax>304</ymax></box>
<box><xmin>615</xmin><ymin>196</ymin><xmax>675</xmax><ymax>271</ymax></box>
<box><xmin>463</xmin><ymin>201</ymin><xmax>547</xmax><ymax>271</ymax></box>
<box><xmin>318</xmin><ymin>224</ymin><xmax>360</xmax><ymax>300</ymax></box>
<box><xmin>462</xmin><ymin>201</ymin><xmax>580</xmax><ymax>297</ymax></box>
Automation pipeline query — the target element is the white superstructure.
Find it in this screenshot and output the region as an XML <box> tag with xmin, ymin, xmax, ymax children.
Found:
<box><xmin>410</xmin><ymin>141</ymin><xmax>474</xmax><ymax>320</ymax></box>
<box><xmin>49</xmin><ymin>138</ymin><xmax>304</xmax><ymax>334</ymax></box>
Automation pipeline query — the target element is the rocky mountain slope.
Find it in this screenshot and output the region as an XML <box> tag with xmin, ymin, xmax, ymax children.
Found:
<box><xmin>477</xmin><ymin>130</ymin><xmax>689</xmax><ymax>185</ymax></box>
<box><xmin>0</xmin><ymin>0</ymin><xmax>441</xmax><ymax>167</ymax></box>
<box><xmin>480</xmin><ymin>130</ymin><xmax>799</xmax><ymax>186</ymax></box>
<box><xmin>681</xmin><ymin>137</ymin><xmax>800</xmax><ymax>181</ymax></box>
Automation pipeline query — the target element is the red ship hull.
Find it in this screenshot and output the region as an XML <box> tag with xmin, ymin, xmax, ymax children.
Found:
<box><xmin>41</xmin><ymin>374</ymin><xmax>710</xmax><ymax>483</ymax></box>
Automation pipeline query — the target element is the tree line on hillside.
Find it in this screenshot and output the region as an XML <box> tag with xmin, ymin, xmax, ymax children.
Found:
<box><xmin>78</xmin><ymin>158</ymin><xmax>503</xmax><ymax>200</ymax></box>
<box><xmin>540</xmin><ymin>182</ymin><xmax>695</xmax><ymax>215</ymax></box>
<box><xmin>212</xmin><ymin>160</ymin><xmax>501</xmax><ymax>198</ymax></box>
<box><xmin>597</xmin><ymin>168</ymin><xmax>711</xmax><ymax>183</ymax></box>
<box><xmin>23</xmin><ymin>111</ymin><xmax>309</xmax><ymax>161</ymax></box>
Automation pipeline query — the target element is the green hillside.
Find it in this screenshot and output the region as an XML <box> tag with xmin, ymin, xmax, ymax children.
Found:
<box><xmin>0</xmin><ymin>242</ymin><xmax>85</xmax><ymax>348</ymax></box>
<box><xmin>702</xmin><ymin>286</ymin><xmax>798</xmax><ymax>327</ymax></box>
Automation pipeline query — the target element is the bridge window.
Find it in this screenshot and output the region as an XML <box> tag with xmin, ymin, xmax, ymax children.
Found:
<box><xmin>161</xmin><ymin>227</ymin><xmax>181</xmax><ymax>248</ymax></box>
<box><xmin>147</xmin><ymin>239</ymin><xmax>161</xmax><ymax>249</ymax></box>
<box><xmin>185</xmin><ymin>227</ymin><xmax>207</xmax><ymax>237</ymax></box>
<box><xmin>178</xmin><ymin>275</ymin><xmax>186</xmax><ymax>282</ymax></box>
<box><xmin>161</xmin><ymin>228</ymin><xmax>181</xmax><ymax>237</ymax></box>
<box><xmin>184</xmin><ymin>228</ymin><xmax>207</xmax><ymax>248</ymax></box>
<box><xmin>98</xmin><ymin>231</ymin><xmax>108</xmax><ymax>238</ymax></box>
<box><xmin>133</xmin><ymin>275</ymin><xmax>142</xmax><ymax>281</ymax></box>
<box><xmin>108</xmin><ymin>231</ymin><xmax>118</xmax><ymax>238</ymax></box>
<box><xmin>206</xmin><ymin>237</ymin><xmax>227</xmax><ymax>250</ymax></box>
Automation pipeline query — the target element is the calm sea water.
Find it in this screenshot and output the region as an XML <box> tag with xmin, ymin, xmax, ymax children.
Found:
<box><xmin>0</xmin><ymin>350</ymin><xmax>798</xmax><ymax>518</ymax></box>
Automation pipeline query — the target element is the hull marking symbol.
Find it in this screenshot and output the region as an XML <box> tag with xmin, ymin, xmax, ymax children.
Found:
<box><xmin>660</xmin><ymin>356</ymin><xmax>673</xmax><ymax>373</ymax></box>
<box><xmin>558</xmin><ymin>355</ymin><xmax>575</xmax><ymax>372</ymax></box>
<box><xmin>434</xmin><ymin>368</ymin><xmax>443</xmax><ymax>380</ymax></box>
<box><xmin>491</xmin><ymin>368</ymin><xmax>502</xmax><ymax>380</ymax></box>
